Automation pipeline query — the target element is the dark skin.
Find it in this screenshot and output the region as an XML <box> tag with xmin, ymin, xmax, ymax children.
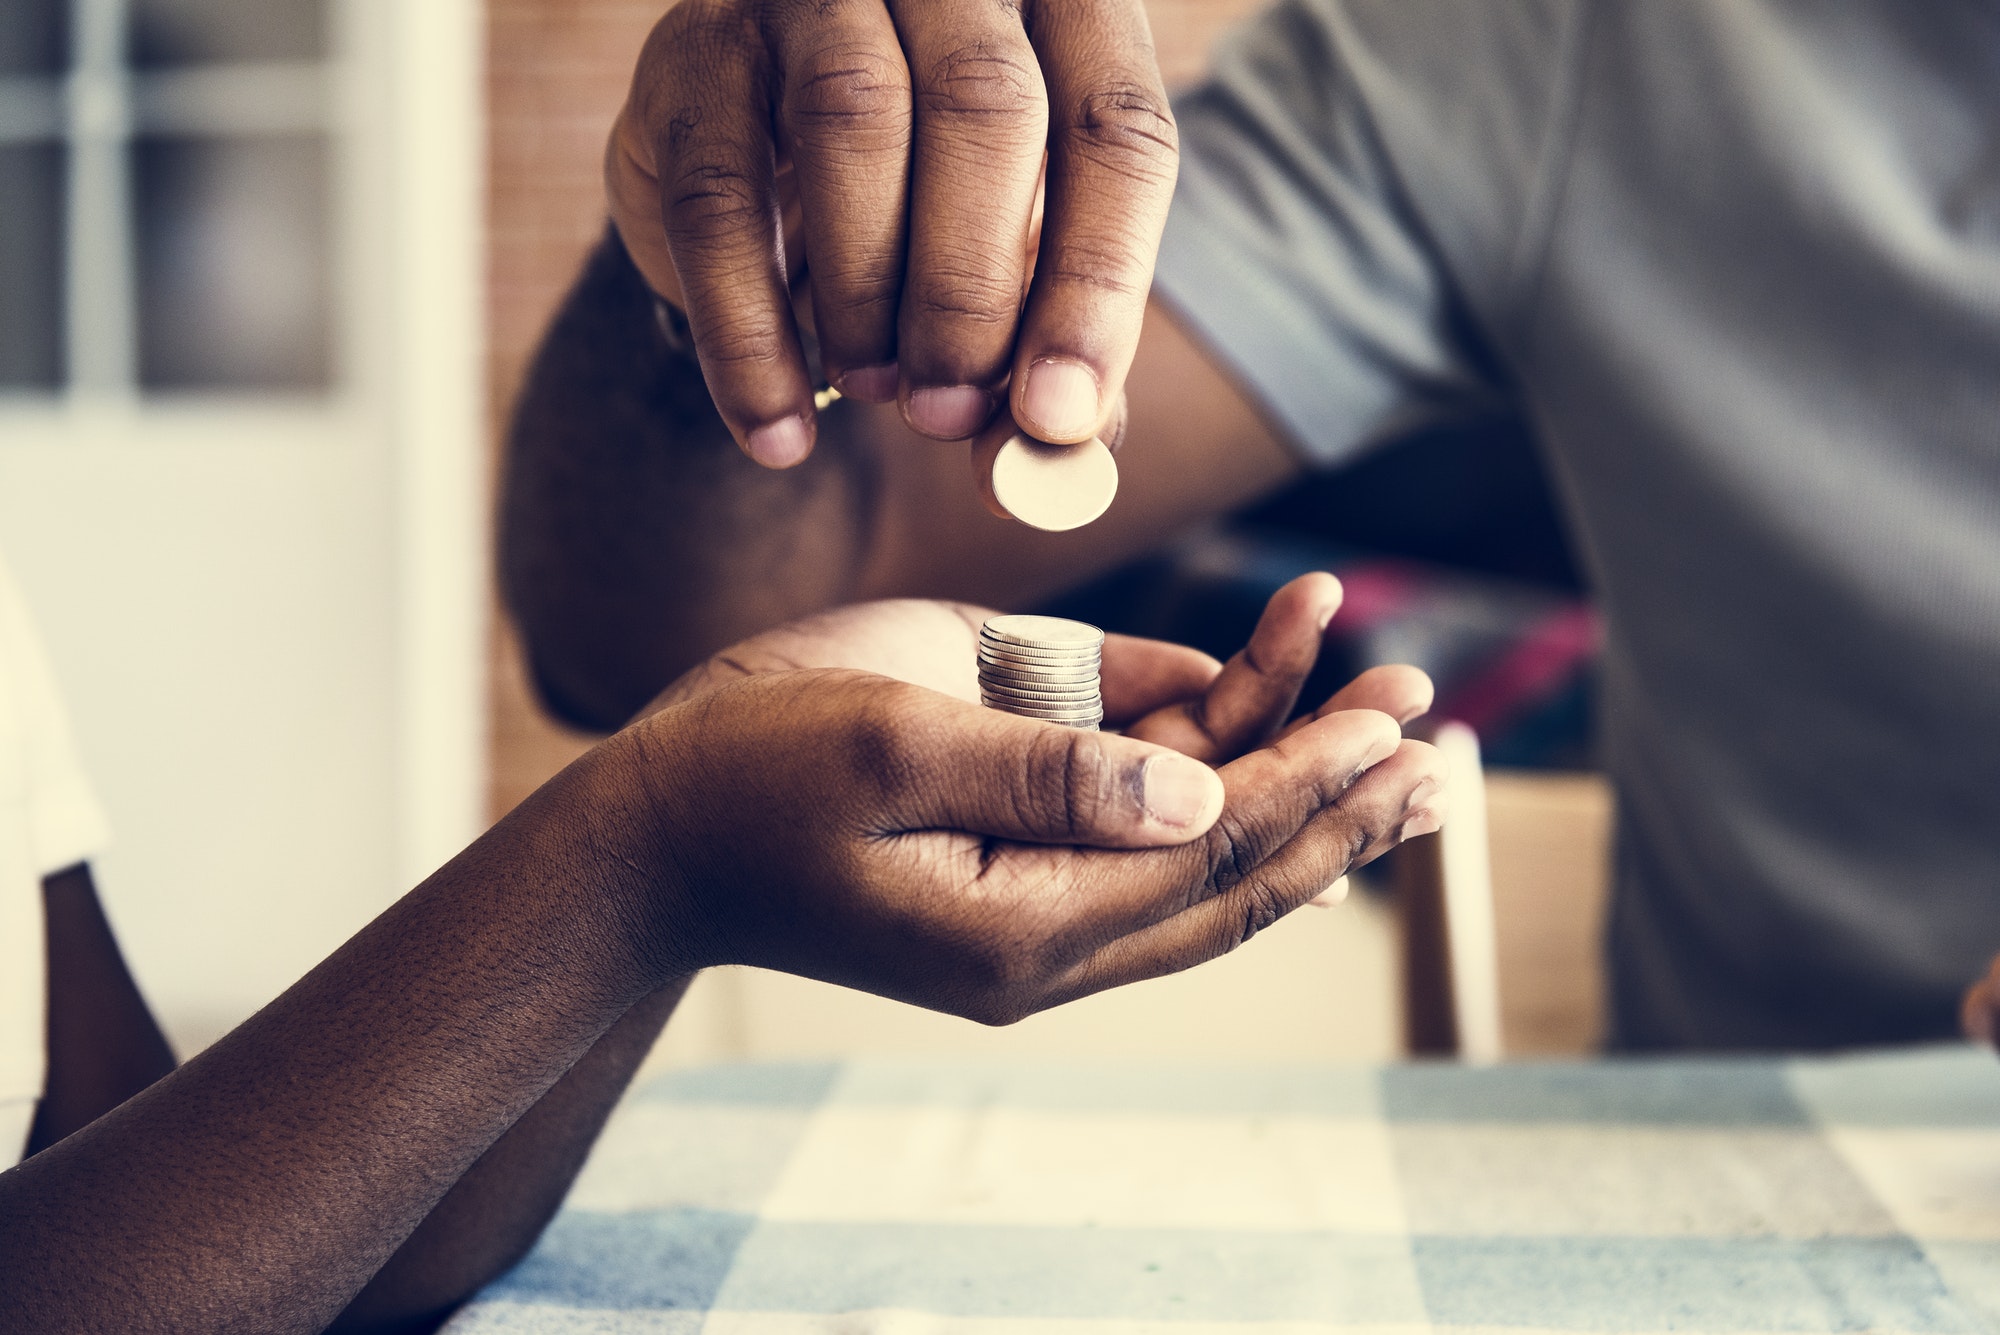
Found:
<box><xmin>3</xmin><ymin>591</ymin><xmax>1449</xmax><ymax>1332</ymax></box>
<box><xmin>30</xmin><ymin>864</ymin><xmax>176</xmax><ymax>1156</ymax></box>
<box><xmin>30</xmin><ymin>863</ymin><xmax>688</xmax><ymax>1334</ymax></box>
<box><xmin>497</xmin><ymin>0</ymin><xmax>1301</xmax><ymax>735</ymax></box>
<box><xmin>501</xmin><ymin>231</ymin><xmax>1297</xmax><ymax>731</ymax></box>
<box><xmin>510</xmin><ymin>133</ymin><xmax>2000</xmax><ymax>1070</ymax></box>
<box><xmin>328</xmin><ymin>988</ymin><xmax>685</xmax><ymax>1332</ymax></box>
<box><xmin>603</xmin><ymin>0</ymin><xmax>1180</xmax><ymax>460</ymax></box>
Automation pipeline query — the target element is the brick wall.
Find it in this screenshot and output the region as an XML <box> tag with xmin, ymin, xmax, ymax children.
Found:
<box><xmin>486</xmin><ymin>0</ymin><xmax>661</xmax><ymax>818</ymax></box>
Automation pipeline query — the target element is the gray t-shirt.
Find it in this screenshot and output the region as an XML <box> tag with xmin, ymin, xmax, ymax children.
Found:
<box><xmin>1155</xmin><ymin>0</ymin><xmax>2000</xmax><ymax>1050</ymax></box>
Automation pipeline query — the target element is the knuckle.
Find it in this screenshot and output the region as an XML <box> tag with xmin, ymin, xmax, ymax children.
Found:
<box><xmin>1022</xmin><ymin>727</ymin><xmax>1112</xmax><ymax>838</ymax></box>
<box><xmin>911</xmin><ymin>289</ymin><xmax>1017</xmax><ymax>328</ymax></box>
<box><xmin>919</xmin><ymin>42</ymin><xmax>1047</xmax><ymax>127</ymax></box>
<box><xmin>812</xmin><ymin>254</ymin><xmax>904</xmax><ymax>317</ymax></box>
<box><xmin>1062</xmin><ymin>82</ymin><xmax>1178</xmax><ymax>182</ymax></box>
<box><xmin>694</xmin><ymin>318</ymin><xmax>788</xmax><ymax>371</ymax></box>
<box><xmin>906</xmin><ymin>259</ymin><xmax>1023</xmax><ymax>327</ymax></box>
<box><xmin>641</xmin><ymin>6</ymin><xmax>761</xmax><ymax>122</ymax></box>
<box><xmin>669</xmin><ymin>0</ymin><xmax>742</xmax><ymax>40</ymax></box>
<box><xmin>1200</xmin><ymin>813</ymin><xmax>1262</xmax><ymax>900</ymax></box>
<box><xmin>1236</xmin><ymin>879</ymin><xmax>1290</xmax><ymax>945</ymax></box>
<box><xmin>787</xmin><ymin>44</ymin><xmax>913</xmax><ymax>140</ymax></box>
<box><xmin>662</xmin><ymin>105</ymin><xmax>707</xmax><ymax>157</ymax></box>
<box><xmin>1039</xmin><ymin>238</ymin><xmax>1151</xmax><ymax>300</ymax></box>
<box><xmin>841</xmin><ymin>703</ymin><xmax>924</xmax><ymax>802</ymax></box>
<box><xmin>667</xmin><ymin>158</ymin><xmax>770</xmax><ymax>231</ymax></box>
<box><xmin>822</xmin><ymin>289</ymin><xmax>903</xmax><ymax>341</ymax></box>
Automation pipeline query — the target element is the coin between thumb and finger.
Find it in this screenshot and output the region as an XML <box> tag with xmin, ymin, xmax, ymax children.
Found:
<box><xmin>976</xmin><ymin>432</ymin><xmax>1119</xmax><ymax>531</ymax></box>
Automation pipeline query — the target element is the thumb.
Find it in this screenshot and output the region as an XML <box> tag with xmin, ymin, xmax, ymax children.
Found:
<box><xmin>890</xmin><ymin>697</ymin><xmax>1225</xmax><ymax>848</ymax></box>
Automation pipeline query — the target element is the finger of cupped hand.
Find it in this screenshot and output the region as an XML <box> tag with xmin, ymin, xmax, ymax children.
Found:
<box><xmin>986</xmin><ymin>718</ymin><xmax>1226</xmax><ymax>848</ymax></box>
<box><xmin>1175</xmin><ymin>710</ymin><xmax>1406</xmax><ymax>900</ymax></box>
<box><xmin>974</xmin><ymin>723</ymin><xmax>1416</xmax><ymax>1006</ymax></box>
<box><xmin>1324</xmin><ymin>663</ymin><xmax>1435</xmax><ymax>726</ymax></box>
<box><xmin>1258</xmin><ymin>706</ymin><xmax>1403</xmax><ymax>793</ymax></box>
<box><xmin>1174</xmin><ymin>711</ymin><xmax>1397</xmax><ymax>888</ymax></box>
<box><xmin>1342</xmin><ymin>739</ymin><xmax>1450</xmax><ymax>861</ymax></box>
<box><xmin>1160</xmin><ymin>573</ymin><xmax>1342</xmax><ymax>756</ymax></box>
<box><xmin>1098</xmin><ymin>632</ymin><xmax>1222</xmax><ymax>724</ymax></box>
<box><xmin>1190</xmin><ymin>738</ymin><xmax>1445</xmax><ymax>948</ymax></box>
<box><xmin>821</xmin><ymin>678</ymin><xmax>1224</xmax><ymax>850</ymax></box>
<box><xmin>1229</xmin><ymin>571</ymin><xmax>1344</xmax><ymax>689</ymax></box>
<box><xmin>1012</xmin><ymin>727</ymin><xmax>1226</xmax><ymax>846</ymax></box>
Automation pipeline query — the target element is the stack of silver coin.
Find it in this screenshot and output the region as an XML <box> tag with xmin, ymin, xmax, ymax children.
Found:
<box><xmin>978</xmin><ymin>615</ymin><xmax>1105</xmax><ymax>730</ymax></box>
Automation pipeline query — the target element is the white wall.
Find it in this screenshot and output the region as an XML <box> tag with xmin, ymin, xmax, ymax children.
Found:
<box><xmin>646</xmin><ymin>890</ymin><xmax>1405</xmax><ymax>1072</ymax></box>
<box><xmin>0</xmin><ymin>424</ymin><xmax>400</xmax><ymax>1049</ymax></box>
<box><xmin>0</xmin><ymin>0</ymin><xmax>484</xmax><ymax>1054</ymax></box>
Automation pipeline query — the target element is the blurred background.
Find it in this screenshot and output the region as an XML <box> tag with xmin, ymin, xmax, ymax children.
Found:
<box><xmin>0</xmin><ymin>0</ymin><xmax>1611</xmax><ymax>1068</ymax></box>
<box><xmin>0</xmin><ymin>0</ymin><xmax>481</xmax><ymax>1054</ymax></box>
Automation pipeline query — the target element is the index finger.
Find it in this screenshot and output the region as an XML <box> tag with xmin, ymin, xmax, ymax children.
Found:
<box><xmin>640</xmin><ymin>15</ymin><xmax>819</xmax><ymax>467</ymax></box>
<box><xmin>1124</xmin><ymin>573</ymin><xmax>1343</xmax><ymax>763</ymax></box>
<box><xmin>1051</xmin><ymin>736</ymin><xmax>1448</xmax><ymax>1004</ymax></box>
<box><xmin>1008</xmin><ymin>0</ymin><xmax>1178</xmax><ymax>444</ymax></box>
<box><xmin>1098</xmin><ymin>632</ymin><xmax>1222</xmax><ymax>726</ymax></box>
<box><xmin>982</xmin><ymin>705</ymin><xmax>1408</xmax><ymax>960</ymax></box>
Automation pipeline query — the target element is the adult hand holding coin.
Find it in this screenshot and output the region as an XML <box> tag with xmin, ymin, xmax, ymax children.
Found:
<box><xmin>604</xmin><ymin>0</ymin><xmax>1176</xmax><ymax>474</ymax></box>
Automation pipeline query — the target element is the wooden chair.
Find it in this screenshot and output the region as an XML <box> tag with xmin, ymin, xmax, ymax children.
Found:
<box><xmin>1397</xmin><ymin>722</ymin><xmax>1616</xmax><ymax>1060</ymax></box>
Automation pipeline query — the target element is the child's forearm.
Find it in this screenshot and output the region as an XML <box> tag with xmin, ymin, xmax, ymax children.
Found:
<box><xmin>328</xmin><ymin>980</ymin><xmax>689</xmax><ymax>1331</ymax></box>
<box><xmin>0</xmin><ymin>741</ymin><xmax>685</xmax><ymax>1334</ymax></box>
<box><xmin>31</xmin><ymin>864</ymin><xmax>178</xmax><ymax>1155</ymax></box>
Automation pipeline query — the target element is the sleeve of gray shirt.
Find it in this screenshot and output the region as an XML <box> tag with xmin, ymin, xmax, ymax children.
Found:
<box><xmin>1154</xmin><ymin>0</ymin><xmax>1589</xmax><ymax>464</ymax></box>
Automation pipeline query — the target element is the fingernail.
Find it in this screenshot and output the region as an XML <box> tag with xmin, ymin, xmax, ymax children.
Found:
<box><xmin>905</xmin><ymin>385</ymin><xmax>993</xmax><ymax>439</ymax></box>
<box><xmin>746</xmin><ymin>414</ymin><xmax>813</xmax><ymax>468</ymax></box>
<box><xmin>1341</xmin><ymin>726</ymin><xmax>1405</xmax><ymax>792</ymax></box>
<box><xmin>837</xmin><ymin>363</ymin><xmax>898</xmax><ymax>403</ymax></box>
<box><xmin>1312</xmin><ymin>875</ymin><xmax>1352</xmax><ymax>907</ymax></box>
<box><xmin>1364</xmin><ymin>726</ymin><xmax>1402</xmax><ymax>767</ymax></box>
<box><xmin>1400</xmin><ymin>808</ymin><xmax>1442</xmax><ymax>839</ymax></box>
<box><xmin>1020</xmin><ymin>358</ymin><xmax>1101</xmax><ymax>440</ymax></box>
<box><xmin>1141</xmin><ymin>754</ymin><xmax>1218</xmax><ymax>829</ymax></box>
<box><xmin>1403</xmin><ymin>777</ymin><xmax>1440</xmax><ymax>813</ymax></box>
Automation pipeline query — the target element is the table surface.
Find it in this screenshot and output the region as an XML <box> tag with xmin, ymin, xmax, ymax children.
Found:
<box><xmin>445</xmin><ymin>1046</ymin><xmax>2000</xmax><ymax>1334</ymax></box>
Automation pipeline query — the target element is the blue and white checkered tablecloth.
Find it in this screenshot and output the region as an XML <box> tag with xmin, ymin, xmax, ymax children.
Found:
<box><xmin>445</xmin><ymin>1047</ymin><xmax>2000</xmax><ymax>1334</ymax></box>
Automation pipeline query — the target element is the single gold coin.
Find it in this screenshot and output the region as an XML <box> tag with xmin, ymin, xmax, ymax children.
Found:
<box><xmin>978</xmin><ymin>434</ymin><xmax>1119</xmax><ymax>532</ymax></box>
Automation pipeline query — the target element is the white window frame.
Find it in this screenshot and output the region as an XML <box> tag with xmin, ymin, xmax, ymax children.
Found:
<box><xmin>0</xmin><ymin>0</ymin><xmax>486</xmax><ymax>887</ymax></box>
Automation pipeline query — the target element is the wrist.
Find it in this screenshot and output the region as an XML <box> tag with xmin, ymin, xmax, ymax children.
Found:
<box><xmin>492</xmin><ymin>729</ymin><xmax>714</xmax><ymax>1003</ymax></box>
<box><xmin>569</xmin><ymin>717</ymin><xmax>724</xmax><ymax>983</ymax></box>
